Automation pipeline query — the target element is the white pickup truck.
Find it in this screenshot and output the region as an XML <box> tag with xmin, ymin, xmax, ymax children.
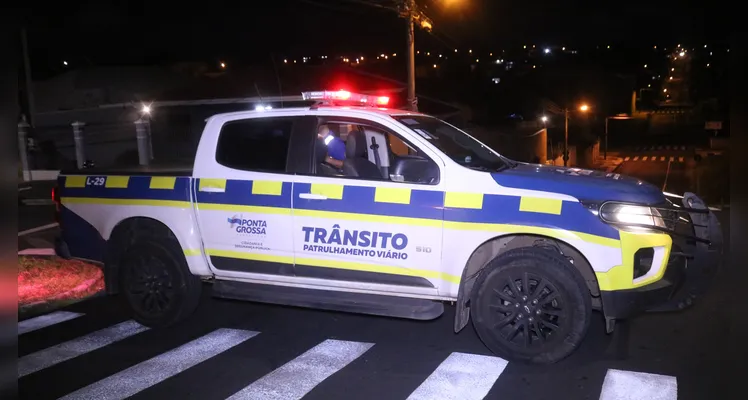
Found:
<box><xmin>53</xmin><ymin>90</ymin><xmax>722</xmax><ymax>364</ymax></box>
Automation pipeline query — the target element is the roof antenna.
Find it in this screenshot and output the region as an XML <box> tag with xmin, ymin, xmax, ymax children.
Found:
<box><xmin>271</xmin><ymin>54</ymin><xmax>284</xmax><ymax>108</ymax></box>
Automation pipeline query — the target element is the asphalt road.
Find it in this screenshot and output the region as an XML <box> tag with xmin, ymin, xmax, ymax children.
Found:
<box><xmin>17</xmin><ymin>206</ymin><xmax>740</xmax><ymax>399</ymax></box>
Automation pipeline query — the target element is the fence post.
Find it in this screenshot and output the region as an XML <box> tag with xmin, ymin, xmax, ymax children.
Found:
<box><xmin>18</xmin><ymin>117</ymin><xmax>31</xmax><ymax>181</ymax></box>
<box><xmin>135</xmin><ymin>118</ymin><xmax>150</xmax><ymax>166</ymax></box>
<box><xmin>71</xmin><ymin>121</ymin><xmax>86</xmax><ymax>169</ymax></box>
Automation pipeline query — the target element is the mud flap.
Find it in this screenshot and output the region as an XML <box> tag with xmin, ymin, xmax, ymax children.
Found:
<box><xmin>647</xmin><ymin>192</ymin><xmax>724</xmax><ymax>312</ymax></box>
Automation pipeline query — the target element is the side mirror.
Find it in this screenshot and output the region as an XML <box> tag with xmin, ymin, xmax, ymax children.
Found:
<box><xmin>391</xmin><ymin>155</ymin><xmax>439</xmax><ymax>184</ymax></box>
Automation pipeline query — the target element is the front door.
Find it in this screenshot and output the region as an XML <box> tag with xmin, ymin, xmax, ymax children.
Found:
<box><xmin>194</xmin><ymin>116</ymin><xmax>300</xmax><ymax>278</ymax></box>
<box><xmin>291</xmin><ymin>118</ymin><xmax>448</xmax><ymax>294</ymax></box>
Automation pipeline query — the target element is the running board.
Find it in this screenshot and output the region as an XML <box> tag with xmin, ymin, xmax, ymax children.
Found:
<box><xmin>212</xmin><ymin>280</ymin><xmax>444</xmax><ymax>321</ymax></box>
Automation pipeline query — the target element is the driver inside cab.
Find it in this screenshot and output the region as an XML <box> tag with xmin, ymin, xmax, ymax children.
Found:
<box><xmin>317</xmin><ymin>124</ymin><xmax>346</xmax><ymax>169</ymax></box>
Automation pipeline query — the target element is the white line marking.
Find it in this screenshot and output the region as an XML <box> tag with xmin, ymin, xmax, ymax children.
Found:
<box><xmin>407</xmin><ymin>352</ymin><xmax>508</xmax><ymax>400</ymax></box>
<box><xmin>60</xmin><ymin>328</ymin><xmax>258</xmax><ymax>400</ymax></box>
<box><xmin>660</xmin><ymin>156</ymin><xmax>665</xmax><ymax>161</ymax></box>
<box><xmin>599</xmin><ymin>369</ymin><xmax>677</xmax><ymax>400</ymax></box>
<box><xmin>19</xmin><ymin>320</ymin><xmax>149</xmax><ymax>377</ymax></box>
<box><xmin>18</xmin><ymin>248</ymin><xmax>55</xmax><ymax>256</ymax></box>
<box><xmin>652</xmin><ymin>156</ymin><xmax>658</xmax><ymax>161</ymax></box>
<box><xmin>624</xmin><ymin>157</ymin><xmax>630</xmax><ymax>161</ymax></box>
<box><xmin>678</xmin><ymin>156</ymin><xmax>684</xmax><ymax>162</ymax></box>
<box><xmin>18</xmin><ymin>311</ymin><xmax>83</xmax><ymax>335</ymax></box>
<box><xmin>19</xmin><ymin>223</ymin><xmax>59</xmax><ymax>237</ymax></box>
<box><xmin>227</xmin><ymin>339</ymin><xmax>373</xmax><ymax>400</ymax></box>
<box><xmin>227</xmin><ymin>339</ymin><xmax>374</xmax><ymax>400</ymax></box>
<box><xmin>642</xmin><ymin>156</ymin><xmax>648</xmax><ymax>161</ymax></box>
<box><xmin>633</xmin><ymin>156</ymin><xmax>639</xmax><ymax>161</ymax></box>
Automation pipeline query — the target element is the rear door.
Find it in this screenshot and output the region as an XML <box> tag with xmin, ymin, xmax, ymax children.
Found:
<box><xmin>193</xmin><ymin>115</ymin><xmax>313</xmax><ymax>279</ymax></box>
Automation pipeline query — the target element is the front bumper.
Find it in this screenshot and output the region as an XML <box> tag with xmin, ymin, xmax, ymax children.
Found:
<box><xmin>601</xmin><ymin>192</ymin><xmax>724</xmax><ymax>319</ymax></box>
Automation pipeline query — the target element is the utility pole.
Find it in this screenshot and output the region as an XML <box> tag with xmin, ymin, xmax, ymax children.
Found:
<box><xmin>398</xmin><ymin>0</ymin><xmax>431</xmax><ymax>112</ymax></box>
<box><xmin>405</xmin><ymin>0</ymin><xmax>416</xmax><ymax>111</ymax></box>
<box><xmin>564</xmin><ymin>108</ymin><xmax>569</xmax><ymax>166</ymax></box>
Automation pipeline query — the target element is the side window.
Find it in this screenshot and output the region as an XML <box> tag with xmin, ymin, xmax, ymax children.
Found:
<box><xmin>313</xmin><ymin>120</ymin><xmax>439</xmax><ymax>185</ymax></box>
<box><xmin>215</xmin><ymin>118</ymin><xmax>293</xmax><ymax>172</ymax></box>
<box><xmin>387</xmin><ymin>133</ymin><xmax>413</xmax><ymax>156</ymax></box>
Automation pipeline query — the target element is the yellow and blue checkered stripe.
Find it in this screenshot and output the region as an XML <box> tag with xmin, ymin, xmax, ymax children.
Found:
<box><xmin>60</xmin><ymin>175</ymin><xmax>620</xmax><ymax>244</ymax></box>
<box><xmin>61</xmin><ymin>175</ymin><xmax>191</xmax><ymax>206</ymax></box>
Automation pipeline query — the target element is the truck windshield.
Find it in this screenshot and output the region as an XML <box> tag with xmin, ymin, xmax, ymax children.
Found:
<box><xmin>392</xmin><ymin>115</ymin><xmax>514</xmax><ymax>171</ymax></box>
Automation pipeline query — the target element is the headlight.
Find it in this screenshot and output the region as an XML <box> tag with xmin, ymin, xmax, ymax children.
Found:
<box><xmin>599</xmin><ymin>203</ymin><xmax>666</xmax><ymax>228</ymax></box>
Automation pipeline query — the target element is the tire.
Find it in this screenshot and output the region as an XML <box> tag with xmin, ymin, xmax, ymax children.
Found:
<box><xmin>119</xmin><ymin>238</ymin><xmax>202</xmax><ymax>328</ymax></box>
<box><xmin>470</xmin><ymin>247</ymin><xmax>591</xmax><ymax>364</ymax></box>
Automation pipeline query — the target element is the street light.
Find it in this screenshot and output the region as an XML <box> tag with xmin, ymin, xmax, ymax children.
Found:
<box><xmin>561</xmin><ymin>104</ymin><xmax>590</xmax><ymax>166</ymax></box>
<box><xmin>541</xmin><ymin>115</ymin><xmax>548</xmax><ymax>122</ymax></box>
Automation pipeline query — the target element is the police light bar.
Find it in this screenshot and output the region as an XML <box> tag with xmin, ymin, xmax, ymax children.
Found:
<box><xmin>302</xmin><ymin>90</ymin><xmax>390</xmax><ymax>106</ymax></box>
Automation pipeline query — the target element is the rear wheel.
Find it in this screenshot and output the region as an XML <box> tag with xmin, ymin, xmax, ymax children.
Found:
<box><xmin>470</xmin><ymin>247</ymin><xmax>591</xmax><ymax>364</ymax></box>
<box><xmin>119</xmin><ymin>239</ymin><xmax>201</xmax><ymax>328</ymax></box>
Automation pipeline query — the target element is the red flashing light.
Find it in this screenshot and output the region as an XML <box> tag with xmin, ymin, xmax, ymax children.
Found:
<box><xmin>334</xmin><ymin>90</ymin><xmax>351</xmax><ymax>100</ymax></box>
<box><xmin>302</xmin><ymin>90</ymin><xmax>391</xmax><ymax>107</ymax></box>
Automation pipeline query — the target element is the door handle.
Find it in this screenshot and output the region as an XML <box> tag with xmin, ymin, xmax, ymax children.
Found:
<box><xmin>299</xmin><ymin>193</ymin><xmax>328</xmax><ymax>200</ymax></box>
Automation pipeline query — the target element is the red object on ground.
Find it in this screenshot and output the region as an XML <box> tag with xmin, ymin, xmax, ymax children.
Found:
<box><xmin>18</xmin><ymin>256</ymin><xmax>104</xmax><ymax>306</ymax></box>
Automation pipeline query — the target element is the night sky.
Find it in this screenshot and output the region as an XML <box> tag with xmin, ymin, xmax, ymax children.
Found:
<box><xmin>26</xmin><ymin>0</ymin><xmax>727</xmax><ymax>73</ymax></box>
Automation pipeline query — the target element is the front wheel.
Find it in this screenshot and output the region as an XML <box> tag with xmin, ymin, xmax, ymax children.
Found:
<box><xmin>470</xmin><ymin>247</ymin><xmax>591</xmax><ymax>364</ymax></box>
<box><xmin>119</xmin><ymin>239</ymin><xmax>202</xmax><ymax>328</ymax></box>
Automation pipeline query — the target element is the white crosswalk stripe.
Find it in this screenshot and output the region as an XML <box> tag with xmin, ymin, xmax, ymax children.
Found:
<box><xmin>18</xmin><ymin>314</ymin><xmax>681</xmax><ymax>400</ymax></box>
<box><xmin>670</xmin><ymin>156</ymin><xmax>675</xmax><ymax>162</ymax></box>
<box><xmin>228</xmin><ymin>339</ymin><xmax>373</xmax><ymax>400</ymax></box>
<box><xmin>599</xmin><ymin>369</ymin><xmax>677</xmax><ymax>400</ymax></box>
<box><xmin>679</xmin><ymin>156</ymin><xmax>684</xmax><ymax>162</ymax></box>
<box><xmin>660</xmin><ymin>156</ymin><xmax>665</xmax><ymax>161</ymax></box>
<box><xmin>406</xmin><ymin>352</ymin><xmax>508</xmax><ymax>400</ymax></box>
<box><xmin>19</xmin><ymin>320</ymin><xmax>149</xmax><ymax>377</ymax></box>
<box><xmin>58</xmin><ymin>328</ymin><xmax>258</xmax><ymax>400</ymax></box>
<box><xmin>624</xmin><ymin>157</ymin><xmax>630</xmax><ymax>161</ymax></box>
<box><xmin>642</xmin><ymin>156</ymin><xmax>648</xmax><ymax>161</ymax></box>
<box><xmin>633</xmin><ymin>156</ymin><xmax>639</xmax><ymax>161</ymax></box>
<box><xmin>18</xmin><ymin>311</ymin><xmax>83</xmax><ymax>335</ymax></box>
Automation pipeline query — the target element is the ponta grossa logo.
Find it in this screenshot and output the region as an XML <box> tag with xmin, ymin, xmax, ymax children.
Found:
<box><xmin>228</xmin><ymin>215</ymin><xmax>267</xmax><ymax>235</ymax></box>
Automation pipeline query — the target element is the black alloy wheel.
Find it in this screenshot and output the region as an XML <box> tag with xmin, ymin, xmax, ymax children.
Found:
<box><xmin>487</xmin><ymin>270</ymin><xmax>568</xmax><ymax>349</ymax></box>
<box><xmin>120</xmin><ymin>239</ymin><xmax>202</xmax><ymax>328</ymax></box>
<box><xmin>471</xmin><ymin>247</ymin><xmax>591</xmax><ymax>364</ymax></box>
